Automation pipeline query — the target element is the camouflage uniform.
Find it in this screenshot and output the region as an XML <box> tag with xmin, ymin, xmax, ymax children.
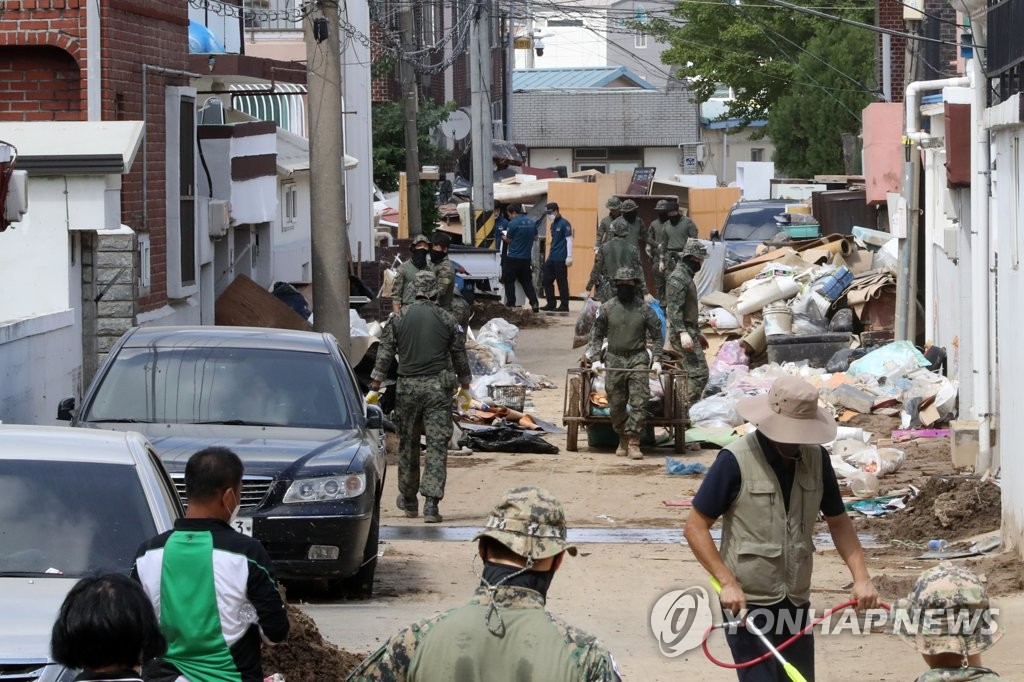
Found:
<box><xmin>347</xmin><ymin>487</ymin><xmax>621</xmax><ymax>682</ymax></box>
<box><xmin>647</xmin><ymin>199</ymin><xmax>673</xmax><ymax>304</ymax></box>
<box><xmin>666</xmin><ymin>239</ymin><xmax>709</xmax><ymax>405</ymax></box>
<box><xmin>371</xmin><ymin>271</ymin><xmax>470</xmax><ymax>508</ymax></box>
<box><xmin>589</xmin><ymin>268</ymin><xmax>664</xmax><ymax>443</ymax></box>
<box><xmin>616</xmin><ymin>199</ymin><xmax>645</xmax><ymax>251</ymax></box>
<box><xmin>659</xmin><ymin>211</ymin><xmax>700</xmax><ymax>274</ymax></box>
<box><xmin>594</xmin><ymin>196</ymin><xmax>622</xmax><ymax>249</ymax></box>
<box><xmin>895</xmin><ymin>563</ymin><xmax>1003</xmax><ymax>682</ymax></box>
<box><xmin>391</xmin><ymin>235</ymin><xmax>431</xmax><ymax>307</ymax></box>
<box><xmin>587</xmin><ymin>218</ymin><xmax>647</xmax><ymax>302</ymax></box>
<box><xmin>430</xmin><ymin>255</ymin><xmax>456</xmax><ymax>309</ymax></box>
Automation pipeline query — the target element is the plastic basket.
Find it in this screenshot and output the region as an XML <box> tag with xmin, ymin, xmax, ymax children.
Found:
<box><xmin>782</xmin><ymin>224</ymin><xmax>821</xmax><ymax>238</ymax></box>
<box><xmin>488</xmin><ymin>384</ymin><xmax>526</xmax><ymax>411</ymax></box>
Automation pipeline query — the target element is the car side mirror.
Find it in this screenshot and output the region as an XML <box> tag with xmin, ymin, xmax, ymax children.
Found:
<box><xmin>57</xmin><ymin>397</ymin><xmax>76</xmax><ymax>421</ymax></box>
<box><xmin>710</xmin><ymin>229</ymin><xmax>721</xmax><ymax>241</ymax></box>
<box><xmin>365</xmin><ymin>403</ymin><xmax>384</xmax><ymax>430</ymax></box>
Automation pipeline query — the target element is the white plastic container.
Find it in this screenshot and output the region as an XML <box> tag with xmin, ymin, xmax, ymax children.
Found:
<box><xmin>762</xmin><ymin>302</ymin><xmax>793</xmax><ymax>335</ymax></box>
<box><xmin>736</xmin><ymin>277</ymin><xmax>801</xmax><ymax>315</ymax></box>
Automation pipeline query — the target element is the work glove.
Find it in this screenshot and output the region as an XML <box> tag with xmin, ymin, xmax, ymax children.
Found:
<box><xmin>699</xmin><ymin>334</ymin><xmax>709</xmax><ymax>350</ymax></box>
<box><xmin>679</xmin><ymin>332</ymin><xmax>694</xmax><ymax>352</ymax></box>
<box><xmin>658</xmin><ymin>257</ymin><xmax>665</xmax><ymax>274</ymax></box>
<box><xmin>365</xmin><ymin>390</ymin><xmax>381</xmax><ymax>405</ymax></box>
<box><xmin>644</xmin><ymin>293</ymin><xmax>655</xmax><ymax>304</ymax></box>
<box><xmin>651</xmin><ymin>361</ymin><xmax>662</xmax><ymax>375</ymax></box>
<box><xmin>579</xmin><ymin>354</ymin><xmax>592</xmax><ymax>368</ymax></box>
<box><xmin>566</xmin><ymin>256</ymin><xmax>573</xmax><ymax>267</ymax></box>
<box><xmin>455</xmin><ymin>388</ymin><xmax>473</xmax><ymax>412</ymax></box>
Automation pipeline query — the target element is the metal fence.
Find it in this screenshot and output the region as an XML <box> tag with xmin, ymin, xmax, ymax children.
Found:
<box><xmin>988</xmin><ymin>0</ymin><xmax>1024</xmax><ymax>102</ymax></box>
<box><xmin>244</xmin><ymin>0</ymin><xmax>302</xmax><ymax>31</ymax></box>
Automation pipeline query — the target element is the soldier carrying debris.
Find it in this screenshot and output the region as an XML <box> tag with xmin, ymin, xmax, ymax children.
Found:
<box><xmin>347</xmin><ymin>486</ymin><xmax>621</xmax><ymax>682</ymax></box>
<box><xmin>647</xmin><ymin>198</ymin><xmax>673</xmax><ymax>304</ymax></box>
<box><xmin>584</xmin><ymin>267</ymin><xmax>664</xmax><ymax>460</ymax></box>
<box><xmin>587</xmin><ymin>218</ymin><xmax>647</xmax><ymax>302</ymax></box>
<box><xmin>666</xmin><ymin>238</ymin><xmax>710</xmax><ymax>406</ymax></box>
<box><xmin>659</xmin><ymin>202</ymin><xmax>699</xmax><ymax>275</ymax></box>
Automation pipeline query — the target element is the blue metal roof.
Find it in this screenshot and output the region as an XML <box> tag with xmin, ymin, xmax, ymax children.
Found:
<box><xmin>700</xmin><ymin>99</ymin><xmax>767</xmax><ymax>128</ymax></box>
<box><xmin>512</xmin><ymin>66</ymin><xmax>658</xmax><ymax>91</ymax></box>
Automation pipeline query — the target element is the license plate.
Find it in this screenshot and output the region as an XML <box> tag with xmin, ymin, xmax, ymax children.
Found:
<box><xmin>232</xmin><ymin>517</ymin><xmax>253</xmax><ymax>536</ymax></box>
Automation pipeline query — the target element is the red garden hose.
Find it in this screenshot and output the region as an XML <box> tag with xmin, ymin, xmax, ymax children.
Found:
<box><xmin>701</xmin><ymin>599</ymin><xmax>893</xmax><ymax>669</ymax></box>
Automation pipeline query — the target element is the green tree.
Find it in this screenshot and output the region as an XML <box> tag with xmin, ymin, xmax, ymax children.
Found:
<box><xmin>765</xmin><ymin>23</ymin><xmax>876</xmax><ymax>176</ymax></box>
<box><xmin>371</xmin><ymin>99</ymin><xmax>455</xmax><ymax>231</ymax></box>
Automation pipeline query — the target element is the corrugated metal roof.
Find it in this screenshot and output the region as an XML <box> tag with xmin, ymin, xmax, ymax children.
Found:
<box><xmin>513</xmin><ymin>66</ymin><xmax>657</xmax><ymax>91</ymax></box>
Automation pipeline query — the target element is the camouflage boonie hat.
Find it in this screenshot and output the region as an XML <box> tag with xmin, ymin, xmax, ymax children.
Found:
<box><xmin>411</xmin><ymin>234</ymin><xmax>430</xmax><ymax>247</ymax></box>
<box><xmin>473</xmin><ymin>486</ymin><xmax>577</xmax><ymax>560</ymax></box>
<box><xmin>606</xmin><ymin>196</ymin><xmax>622</xmax><ymax>210</ymax></box>
<box><xmin>412</xmin><ymin>270</ymin><xmax>439</xmax><ymax>299</ymax></box>
<box><xmin>682</xmin><ymin>238</ymin><xmax>709</xmax><ymax>259</ymax></box>
<box><xmin>895</xmin><ymin>562</ymin><xmax>1003</xmax><ymax>656</ymax></box>
<box><xmin>655</xmin><ymin>199</ymin><xmax>673</xmax><ymax>211</ymax></box>
<box><xmin>611</xmin><ymin>217</ymin><xmax>630</xmax><ymax>238</ymax></box>
<box><xmin>612</xmin><ymin>266</ymin><xmax>639</xmax><ymax>282</ymax></box>
<box><xmin>619</xmin><ymin>199</ymin><xmax>639</xmax><ymax>212</ymax></box>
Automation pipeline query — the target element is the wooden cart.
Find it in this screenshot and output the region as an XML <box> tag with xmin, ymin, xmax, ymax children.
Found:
<box><xmin>561</xmin><ymin>367</ymin><xmax>690</xmax><ymax>454</ymax></box>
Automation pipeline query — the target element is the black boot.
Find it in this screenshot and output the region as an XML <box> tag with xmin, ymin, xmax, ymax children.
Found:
<box><xmin>423</xmin><ymin>497</ymin><xmax>443</xmax><ymax>523</ymax></box>
<box><xmin>396</xmin><ymin>494</ymin><xmax>418</xmax><ymax>518</ymax></box>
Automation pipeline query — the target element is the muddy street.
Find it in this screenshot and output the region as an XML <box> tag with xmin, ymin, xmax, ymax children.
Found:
<box><xmin>295</xmin><ymin>306</ymin><xmax>1024</xmax><ymax>681</ymax></box>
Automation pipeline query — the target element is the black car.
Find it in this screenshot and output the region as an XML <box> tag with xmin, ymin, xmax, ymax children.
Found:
<box><xmin>60</xmin><ymin>326</ymin><xmax>386</xmax><ymax>596</ymax></box>
<box><xmin>718</xmin><ymin>199</ymin><xmax>792</xmax><ymax>264</ymax></box>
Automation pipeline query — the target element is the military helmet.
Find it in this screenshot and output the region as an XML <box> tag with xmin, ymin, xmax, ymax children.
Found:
<box><xmin>412</xmin><ymin>269</ymin><xmax>439</xmax><ymax>299</ymax></box>
<box><xmin>619</xmin><ymin>199</ymin><xmax>639</xmax><ymax>213</ymax></box>
<box><xmin>655</xmin><ymin>199</ymin><xmax>673</xmax><ymax>211</ymax></box>
<box><xmin>612</xmin><ymin>266</ymin><xmax>640</xmax><ymax>282</ymax></box>
<box><xmin>611</xmin><ymin>216</ymin><xmax>630</xmax><ymax>238</ymax></box>
<box><xmin>682</xmin><ymin>238</ymin><xmax>709</xmax><ymax>259</ymax></box>
<box><xmin>606</xmin><ymin>196</ymin><xmax>622</xmax><ymax>210</ymax></box>
<box><xmin>410</xmin><ymin>234</ymin><xmax>430</xmax><ymax>248</ymax></box>
<box><xmin>894</xmin><ymin>562</ymin><xmax>1003</xmax><ymax>656</ymax></box>
<box><xmin>474</xmin><ymin>486</ymin><xmax>577</xmax><ymax>561</ymax></box>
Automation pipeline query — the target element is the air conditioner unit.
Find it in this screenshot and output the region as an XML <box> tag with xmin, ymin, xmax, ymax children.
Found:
<box><xmin>208</xmin><ymin>199</ymin><xmax>230</xmax><ymax>239</ymax></box>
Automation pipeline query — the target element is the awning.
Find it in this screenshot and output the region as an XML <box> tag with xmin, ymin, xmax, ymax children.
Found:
<box><xmin>0</xmin><ymin>121</ymin><xmax>144</xmax><ymax>174</ymax></box>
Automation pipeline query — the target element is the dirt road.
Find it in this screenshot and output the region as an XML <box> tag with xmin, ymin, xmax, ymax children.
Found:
<box><xmin>300</xmin><ymin>305</ymin><xmax>1024</xmax><ymax>681</ymax></box>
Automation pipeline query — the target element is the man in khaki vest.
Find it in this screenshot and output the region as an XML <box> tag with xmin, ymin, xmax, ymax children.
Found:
<box><xmin>684</xmin><ymin>376</ymin><xmax>879</xmax><ymax>681</ymax></box>
<box><xmin>347</xmin><ymin>486</ymin><xmax>621</xmax><ymax>681</ymax></box>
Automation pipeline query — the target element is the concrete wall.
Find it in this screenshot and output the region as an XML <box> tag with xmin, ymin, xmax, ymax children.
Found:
<box><xmin>701</xmin><ymin>127</ymin><xmax>774</xmax><ymax>185</ymax></box>
<box><xmin>274</xmin><ymin>173</ymin><xmax>312</xmax><ymax>283</ymax></box>
<box><xmin>606</xmin><ymin>0</ymin><xmax>675</xmax><ymax>88</ymax></box>
<box><xmin>643</xmin><ymin>147</ymin><xmax>684</xmax><ymax>180</ymax></box>
<box><xmin>527</xmin><ymin>148</ymin><xmax>573</xmax><ymax>170</ymax></box>
<box><xmin>0</xmin><ymin>311</ymin><xmax>80</xmax><ymax>425</ymax></box>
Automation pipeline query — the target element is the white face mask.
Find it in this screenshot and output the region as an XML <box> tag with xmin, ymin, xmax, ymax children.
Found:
<box><xmin>226</xmin><ymin>488</ymin><xmax>241</xmax><ymax>522</ymax></box>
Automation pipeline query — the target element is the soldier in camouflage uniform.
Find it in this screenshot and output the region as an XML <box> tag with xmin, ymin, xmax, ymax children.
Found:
<box><xmin>587</xmin><ymin>218</ymin><xmax>647</xmax><ymax>302</ymax></box>
<box><xmin>390</xmin><ymin>235</ymin><xmax>432</xmax><ymax>313</ymax></box>
<box><xmin>659</xmin><ymin>202</ymin><xmax>700</xmax><ymax>275</ymax></box>
<box><xmin>429</xmin><ymin>231</ymin><xmax>456</xmax><ymax>309</ymax></box>
<box><xmin>370</xmin><ymin>271</ymin><xmax>471</xmax><ymax>523</ymax></box>
<box><xmin>347</xmin><ymin>486</ymin><xmax>621</xmax><ymax>682</ymax></box>
<box><xmin>594</xmin><ymin>196</ymin><xmax>622</xmax><ymax>250</ymax></box>
<box><xmin>647</xmin><ymin>198</ymin><xmax>674</xmax><ymax>304</ymax></box>
<box><xmin>667</xmin><ymin>238</ymin><xmax>710</xmax><ymax>405</ymax></box>
<box><xmin>616</xmin><ymin>198</ymin><xmax>644</xmax><ymax>250</ymax></box>
<box><xmin>895</xmin><ymin>563</ymin><xmax>1003</xmax><ymax>681</ymax></box>
<box><xmin>586</xmin><ymin>267</ymin><xmax>664</xmax><ymax>460</ymax></box>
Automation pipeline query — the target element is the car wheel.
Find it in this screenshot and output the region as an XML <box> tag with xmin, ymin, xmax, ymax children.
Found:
<box><xmin>334</xmin><ymin>490</ymin><xmax>380</xmax><ymax>599</ymax></box>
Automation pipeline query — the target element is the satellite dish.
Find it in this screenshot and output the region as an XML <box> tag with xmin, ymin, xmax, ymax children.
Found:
<box><xmin>439</xmin><ymin>109</ymin><xmax>471</xmax><ymax>141</ymax></box>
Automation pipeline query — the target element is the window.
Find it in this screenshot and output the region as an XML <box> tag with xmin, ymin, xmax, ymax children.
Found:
<box><xmin>166</xmin><ymin>88</ymin><xmax>199</xmax><ymax>298</ymax></box>
<box><xmin>635</xmin><ymin>31</ymin><xmax>648</xmax><ymax>49</ymax></box>
<box><xmin>282</xmin><ymin>183</ymin><xmax>298</xmax><ymax>231</ymax></box>
<box><xmin>751</xmin><ymin>148</ymin><xmax>765</xmax><ymax>162</ymax></box>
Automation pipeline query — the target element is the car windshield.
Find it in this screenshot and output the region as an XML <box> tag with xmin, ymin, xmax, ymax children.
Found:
<box><xmin>84</xmin><ymin>347</ymin><xmax>353</xmax><ymax>429</ymax></box>
<box><xmin>723</xmin><ymin>206</ymin><xmax>785</xmax><ymax>241</ymax></box>
<box><xmin>0</xmin><ymin>460</ymin><xmax>156</xmax><ymax>577</ymax></box>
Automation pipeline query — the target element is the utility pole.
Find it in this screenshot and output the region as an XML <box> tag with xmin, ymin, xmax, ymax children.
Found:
<box><xmin>469</xmin><ymin>0</ymin><xmax>494</xmax><ymax>222</ymax></box>
<box><xmin>305</xmin><ymin>1</ymin><xmax>351</xmax><ymax>357</ymax></box>
<box><xmin>399</xmin><ymin>4</ymin><xmax>422</xmax><ymax>235</ymax></box>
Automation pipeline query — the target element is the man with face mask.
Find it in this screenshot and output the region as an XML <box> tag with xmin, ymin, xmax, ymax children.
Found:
<box><xmin>667</xmin><ymin>238</ymin><xmax>711</xmax><ymax>405</ymax></box>
<box><xmin>391</xmin><ymin>235</ymin><xmax>432</xmax><ymax>313</ymax></box>
<box><xmin>648</xmin><ymin>199</ymin><xmax>674</xmax><ymax>304</ymax></box>
<box><xmin>659</xmin><ymin>202</ymin><xmax>700</xmax><ymax>276</ymax></box>
<box><xmin>133</xmin><ymin>447</ymin><xmax>289</xmax><ymax>682</ymax></box>
<box><xmin>348</xmin><ymin>486</ymin><xmax>621</xmax><ymax>681</ymax></box>
<box><xmin>595</xmin><ymin>196</ymin><xmax>622</xmax><ymax>251</ymax></box>
<box><xmin>685</xmin><ymin>376</ymin><xmax>879</xmax><ymax>682</ymax></box>
<box><xmin>617</xmin><ymin>198</ymin><xmax>645</xmax><ymax>250</ymax></box>
<box><xmin>429</xmin><ymin>231</ymin><xmax>456</xmax><ymax>309</ymax></box>
<box><xmin>585</xmin><ymin>267</ymin><xmax>664</xmax><ymax>460</ymax></box>
<box><xmin>587</xmin><ymin>217</ymin><xmax>647</xmax><ymax>302</ymax></box>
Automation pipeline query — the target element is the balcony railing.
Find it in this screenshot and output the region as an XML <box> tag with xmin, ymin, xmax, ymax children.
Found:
<box><xmin>244</xmin><ymin>0</ymin><xmax>302</xmax><ymax>31</ymax></box>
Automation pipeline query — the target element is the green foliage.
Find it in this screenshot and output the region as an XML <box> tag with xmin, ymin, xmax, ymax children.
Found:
<box><xmin>765</xmin><ymin>23</ymin><xmax>876</xmax><ymax>176</ymax></box>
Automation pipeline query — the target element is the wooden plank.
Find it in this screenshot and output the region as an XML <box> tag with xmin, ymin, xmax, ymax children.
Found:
<box><xmin>614</xmin><ymin>170</ymin><xmax>633</xmax><ymax>194</ymax></box>
<box><xmin>215</xmin><ymin>274</ymin><xmax>313</xmax><ymax>331</ymax></box>
<box><xmin>548</xmin><ymin>181</ymin><xmax>599</xmax><ymax>297</ymax></box>
<box><xmin>398</xmin><ymin>172</ymin><xmax>409</xmax><ymax>239</ymax></box>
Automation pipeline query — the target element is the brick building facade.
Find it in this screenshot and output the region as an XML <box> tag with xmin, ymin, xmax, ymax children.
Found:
<box><xmin>877</xmin><ymin>0</ymin><xmax>960</xmax><ymax>102</ymax></box>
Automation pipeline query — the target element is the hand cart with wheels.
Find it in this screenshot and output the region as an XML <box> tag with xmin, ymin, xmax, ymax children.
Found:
<box><xmin>561</xmin><ymin>366</ymin><xmax>691</xmax><ymax>454</ymax></box>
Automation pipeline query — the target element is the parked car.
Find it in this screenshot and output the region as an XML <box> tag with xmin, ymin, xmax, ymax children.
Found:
<box><xmin>0</xmin><ymin>425</ymin><xmax>181</xmax><ymax>682</ymax></box>
<box><xmin>61</xmin><ymin>326</ymin><xmax>387</xmax><ymax>597</ymax></box>
<box><xmin>716</xmin><ymin>199</ymin><xmax>792</xmax><ymax>264</ymax></box>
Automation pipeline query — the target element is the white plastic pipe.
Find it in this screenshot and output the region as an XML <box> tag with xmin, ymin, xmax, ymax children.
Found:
<box><xmin>905</xmin><ymin>77</ymin><xmax>969</xmax><ymax>143</ymax></box>
<box><xmin>969</xmin><ymin>56</ymin><xmax>993</xmax><ymax>474</ymax></box>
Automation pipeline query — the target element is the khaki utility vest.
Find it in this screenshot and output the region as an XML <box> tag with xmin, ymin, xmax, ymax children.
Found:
<box><xmin>720</xmin><ymin>433</ymin><xmax>823</xmax><ymax>605</ymax></box>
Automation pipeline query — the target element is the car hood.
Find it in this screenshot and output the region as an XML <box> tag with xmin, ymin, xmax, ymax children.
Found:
<box><xmin>134</xmin><ymin>425</ymin><xmax>369</xmax><ymax>477</ymax></box>
<box><xmin>0</xmin><ymin>576</ymin><xmax>77</xmax><ymax>660</ymax></box>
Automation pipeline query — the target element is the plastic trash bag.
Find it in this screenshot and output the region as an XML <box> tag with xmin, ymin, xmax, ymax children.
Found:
<box><xmin>574</xmin><ymin>297</ymin><xmax>600</xmax><ymax>349</ymax></box>
<box><xmin>648</xmin><ymin>299</ymin><xmax>668</xmax><ymax>340</ymax></box>
<box><xmin>458</xmin><ymin>426</ymin><xmax>559</xmax><ymax>454</ymax></box>
<box><xmin>826</xmin><ymin>347</ymin><xmax>868</xmax><ymax>373</ymax></box>
<box><xmin>689</xmin><ymin>395</ymin><xmax>742</xmax><ymax>427</ymax></box>
<box><xmin>847</xmin><ymin>340</ymin><xmax>930</xmax><ymax>378</ymax></box>
<box><xmin>478</xmin><ymin>318</ymin><xmax>519</xmax><ymax>348</ymax></box>
<box><xmin>665</xmin><ymin>458</ymin><xmax>709</xmax><ymax>475</ymax></box>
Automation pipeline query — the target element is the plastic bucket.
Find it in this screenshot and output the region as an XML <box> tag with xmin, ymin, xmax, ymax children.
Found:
<box><xmin>763</xmin><ymin>302</ymin><xmax>793</xmax><ymax>335</ymax></box>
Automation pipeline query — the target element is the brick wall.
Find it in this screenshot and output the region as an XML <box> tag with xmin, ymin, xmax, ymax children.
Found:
<box><xmin>877</xmin><ymin>0</ymin><xmax>908</xmax><ymax>102</ymax></box>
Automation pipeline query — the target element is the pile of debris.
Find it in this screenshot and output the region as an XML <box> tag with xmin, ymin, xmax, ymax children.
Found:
<box><xmin>262</xmin><ymin>605</ymin><xmax>363</xmax><ymax>682</ymax></box>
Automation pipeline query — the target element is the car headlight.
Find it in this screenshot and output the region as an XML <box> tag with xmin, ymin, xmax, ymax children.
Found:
<box><xmin>283</xmin><ymin>473</ymin><xmax>366</xmax><ymax>503</ymax></box>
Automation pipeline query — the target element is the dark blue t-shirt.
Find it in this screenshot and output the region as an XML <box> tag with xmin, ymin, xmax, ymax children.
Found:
<box><xmin>692</xmin><ymin>431</ymin><xmax>846</xmax><ymax>519</ymax></box>
<box><xmin>547</xmin><ymin>216</ymin><xmax>573</xmax><ymax>262</ymax></box>
<box><xmin>506</xmin><ymin>215</ymin><xmax>537</xmax><ymax>260</ymax></box>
